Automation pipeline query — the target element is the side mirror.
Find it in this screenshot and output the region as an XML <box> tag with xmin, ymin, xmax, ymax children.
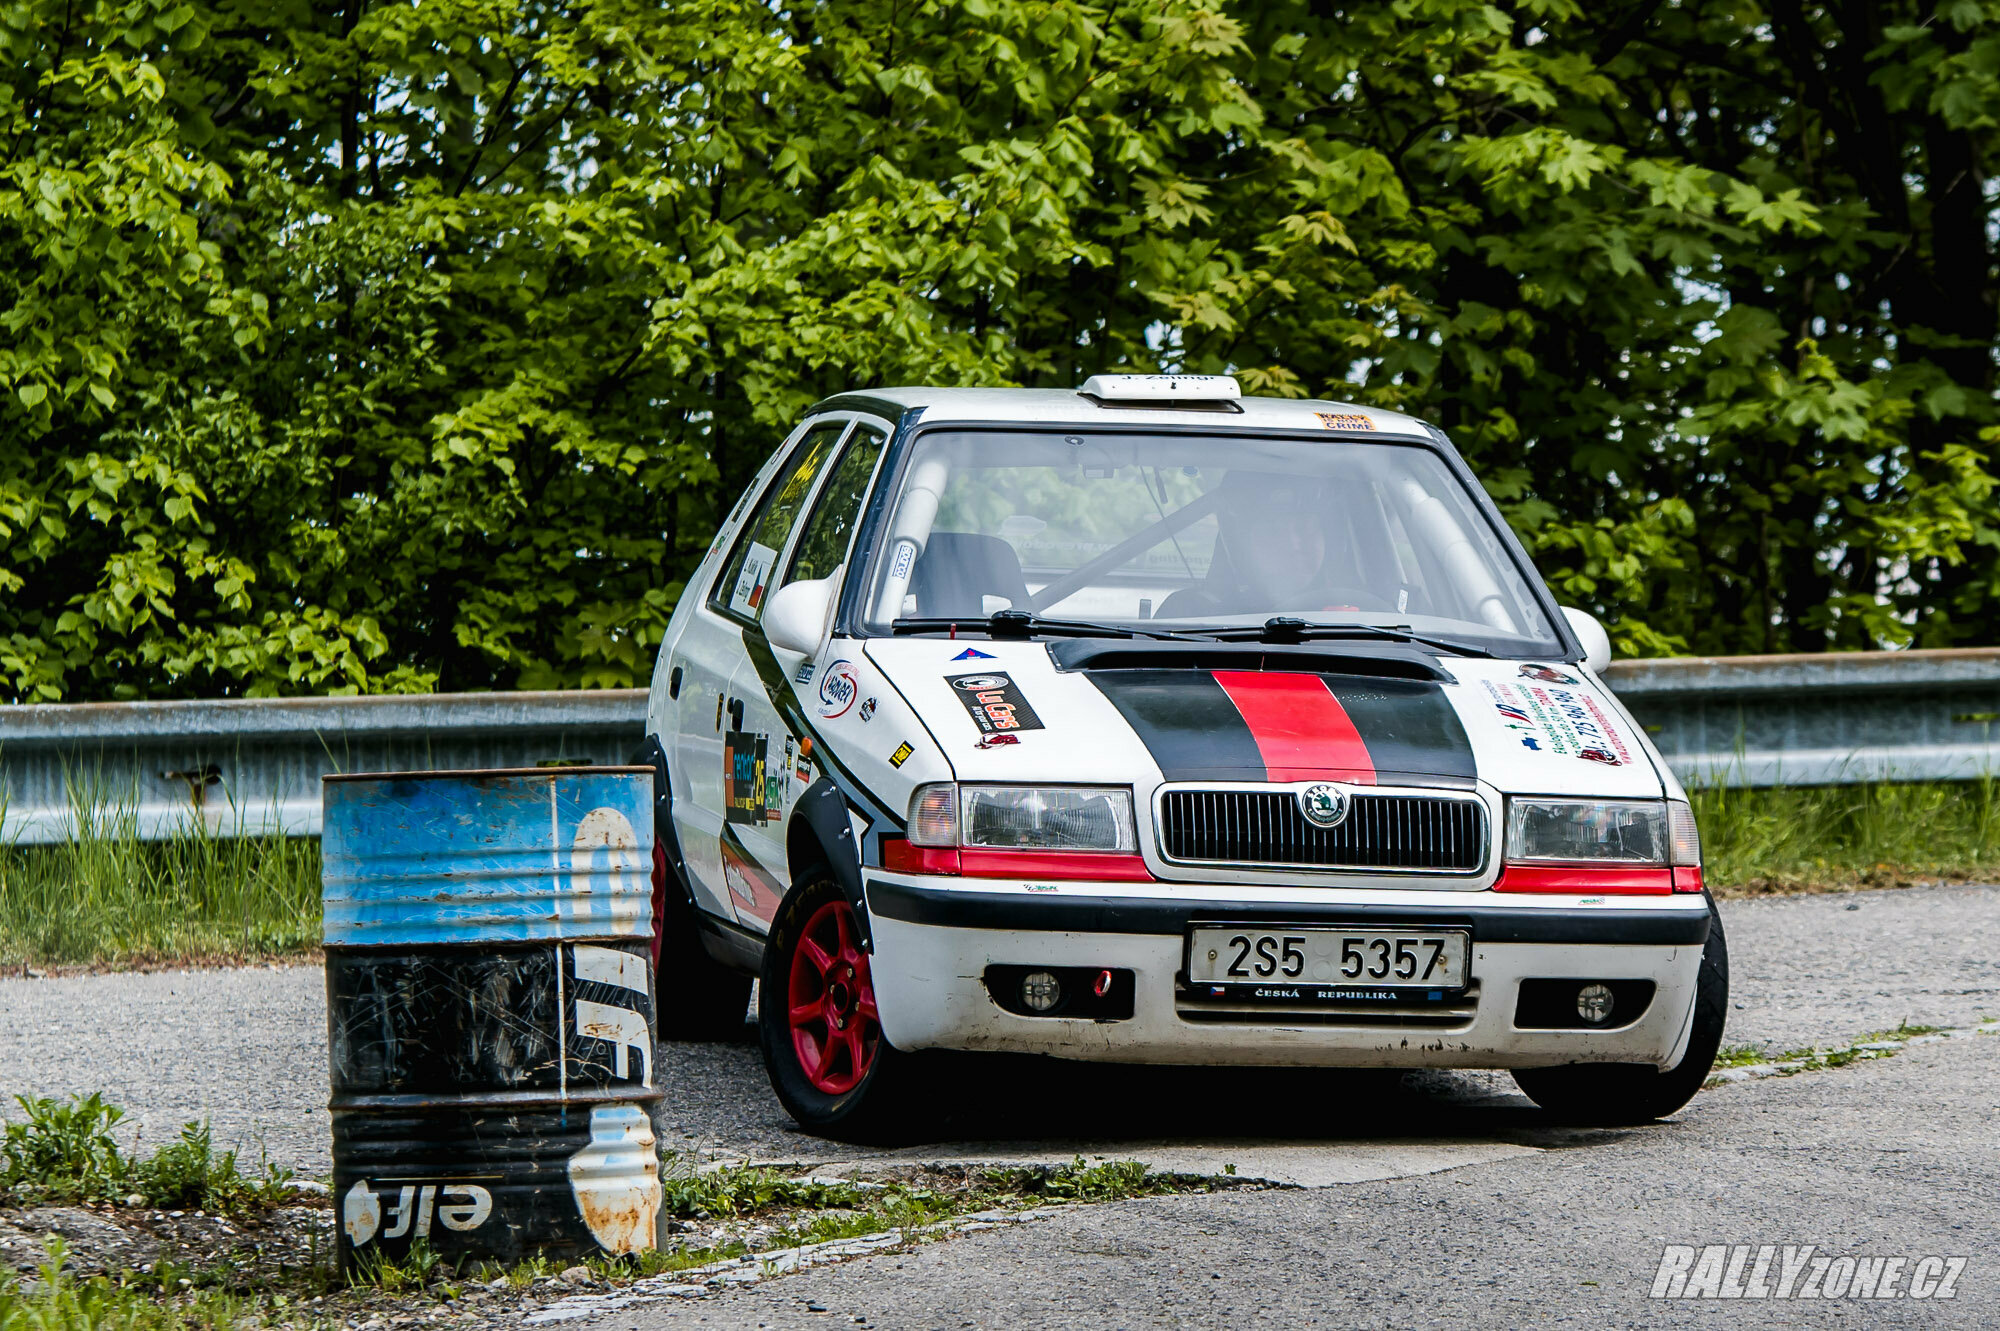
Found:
<box><xmin>764</xmin><ymin>578</ymin><xmax>835</xmax><ymax>657</ymax></box>
<box><xmin>1560</xmin><ymin>607</ymin><xmax>1613</xmax><ymax>675</ymax></box>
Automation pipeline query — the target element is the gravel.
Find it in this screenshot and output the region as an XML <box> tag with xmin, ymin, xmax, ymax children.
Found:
<box><xmin>1</xmin><ymin>881</ymin><xmax>1996</xmax><ymax>1176</ymax></box>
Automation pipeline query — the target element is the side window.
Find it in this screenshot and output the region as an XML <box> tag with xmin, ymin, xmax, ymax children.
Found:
<box><xmin>711</xmin><ymin>421</ymin><xmax>848</xmax><ymax>623</ymax></box>
<box><xmin>785</xmin><ymin>425</ymin><xmax>888</xmax><ymax>586</ymax></box>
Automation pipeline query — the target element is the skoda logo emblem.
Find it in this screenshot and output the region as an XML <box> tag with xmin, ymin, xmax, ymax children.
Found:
<box><xmin>1298</xmin><ymin>783</ymin><xmax>1349</xmax><ymax>829</ymax></box>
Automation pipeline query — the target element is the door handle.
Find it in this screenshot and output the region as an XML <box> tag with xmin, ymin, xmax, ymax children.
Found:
<box><xmin>728</xmin><ymin>696</ymin><xmax>745</xmax><ymax>731</ymax></box>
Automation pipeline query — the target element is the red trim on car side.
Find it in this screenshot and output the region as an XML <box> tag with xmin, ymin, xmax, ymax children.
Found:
<box><xmin>1493</xmin><ymin>864</ymin><xmax>1675</xmax><ymax>895</ymax></box>
<box><xmin>1211</xmin><ymin>670</ymin><xmax>1377</xmax><ymax>784</ymax></box>
<box><xmin>958</xmin><ymin>849</ymin><xmax>1157</xmax><ymax>881</ymax></box>
<box><xmin>1671</xmin><ymin>865</ymin><xmax>1705</xmax><ymax>894</ymax></box>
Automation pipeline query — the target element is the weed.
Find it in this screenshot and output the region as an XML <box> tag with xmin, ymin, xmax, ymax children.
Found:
<box><xmin>1711</xmin><ymin>1043</ymin><xmax>1768</xmax><ymax>1068</ymax></box>
<box><xmin>0</xmin><ymin>1240</ymin><xmax>247</xmax><ymax>1331</ymax></box>
<box><xmin>0</xmin><ymin>1093</ymin><xmax>129</xmax><ymax>1204</ymax></box>
<box><xmin>981</xmin><ymin>1156</ymin><xmax>1201</xmax><ymax>1204</ymax></box>
<box><xmin>660</xmin><ymin>1164</ymin><xmax>871</xmax><ymax>1220</ymax></box>
<box><xmin>0</xmin><ymin>1094</ymin><xmax>293</xmax><ymax>1217</ymax></box>
<box><xmin>346</xmin><ymin>1238</ymin><xmax>447</xmax><ymax>1293</ymax></box>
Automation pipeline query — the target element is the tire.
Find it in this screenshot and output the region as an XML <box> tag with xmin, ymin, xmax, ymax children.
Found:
<box><xmin>1511</xmin><ymin>894</ymin><xmax>1729</xmax><ymax>1125</ymax></box>
<box><xmin>652</xmin><ymin>841</ymin><xmax>755</xmax><ymax>1041</ymax></box>
<box><xmin>759</xmin><ymin>874</ymin><xmax>918</xmax><ymax>1143</ymax></box>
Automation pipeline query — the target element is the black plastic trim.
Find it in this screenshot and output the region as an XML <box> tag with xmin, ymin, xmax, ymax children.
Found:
<box><xmin>1045</xmin><ymin>638</ymin><xmax>1453</xmax><ymax>681</ymax></box>
<box><xmin>865</xmin><ymin>879</ymin><xmax>1713</xmax><ymax>946</ymax></box>
<box><xmin>694</xmin><ymin>907</ymin><xmax>767</xmax><ymax>974</ymax></box>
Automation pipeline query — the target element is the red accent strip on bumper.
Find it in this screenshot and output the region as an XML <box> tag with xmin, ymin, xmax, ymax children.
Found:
<box><xmin>1211</xmin><ymin>670</ymin><xmax>1377</xmax><ymax>783</ymax></box>
<box><xmin>958</xmin><ymin>849</ymin><xmax>1156</xmax><ymax>881</ymax></box>
<box><xmin>1493</xmin><ymin>864</ymin><xmax>1674</xmax><ymax>895</ymax></box>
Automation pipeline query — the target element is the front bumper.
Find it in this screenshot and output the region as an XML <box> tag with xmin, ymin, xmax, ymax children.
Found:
<box><xmin>865</xmin><ymin>876</ymin><xmax>1709</xmax><ymax>1069</ymax></box>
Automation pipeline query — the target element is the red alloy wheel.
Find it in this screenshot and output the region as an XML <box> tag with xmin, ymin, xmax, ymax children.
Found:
<box><xmin>785</xmin><ymin>898</ymin><xmax>880</xmax><ymax>1095</ymax></box>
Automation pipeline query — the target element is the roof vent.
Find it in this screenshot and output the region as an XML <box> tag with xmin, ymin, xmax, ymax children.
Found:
<box><xmin>1078</xmin><ymin>374</ymin><xmax>1242</xmax><ymax>410</ymax></box>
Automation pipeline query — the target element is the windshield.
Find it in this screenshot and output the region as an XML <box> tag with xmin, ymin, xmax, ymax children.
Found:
<box><xmin>856</xmin><ymin>429</ymin><xmax>1564</xmax><ymax>654</ymax></box>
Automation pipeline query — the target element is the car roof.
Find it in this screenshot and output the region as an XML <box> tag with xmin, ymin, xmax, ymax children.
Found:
<box><xmin>812</xmin><ymin>387</ymin><xmax>1437</xmax><ymax>438</ymax></box>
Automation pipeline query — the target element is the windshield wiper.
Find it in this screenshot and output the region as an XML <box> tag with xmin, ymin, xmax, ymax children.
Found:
<box><xmin>891</xmin><ymin>610</ymin><xmax>1199</xmax><ymax>642</ymax></box>
<box><xmin>1188</xmin><ymin>617</ymin><xmax>1496</xmax><ymax>658</ymax></box>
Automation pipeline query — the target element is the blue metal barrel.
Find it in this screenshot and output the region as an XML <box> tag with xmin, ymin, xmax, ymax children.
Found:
<box><xmin>323</xmin><ymin>768</ymin><xmax>662</xmax><ymax>1269</ymax></box>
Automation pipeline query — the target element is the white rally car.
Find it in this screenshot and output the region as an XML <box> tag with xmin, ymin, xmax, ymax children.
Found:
<box><xmin>636</xmin><ymin>375</ymin><xmax>1726</xmax><ymax>1140</ymax></box>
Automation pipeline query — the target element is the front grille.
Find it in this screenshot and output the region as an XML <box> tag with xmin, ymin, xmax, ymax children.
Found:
<box><xmin>1158</xmin><ymin>789</ymin><xmax>1487</xmax><ymax>872</ymax></box>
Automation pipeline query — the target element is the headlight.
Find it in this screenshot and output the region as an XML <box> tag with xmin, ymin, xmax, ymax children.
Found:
<box><xmin>906</xmin><ymin>784</ymin><xmax>1137</xmax><ymax>852</ymax></box>
<box><xmin>1505</xmin><ymin>799</ymin><xmax>1667</xmax><ymax>865</ymax></box>
<box><xmin>1667</xmin><ymin>800</ymin><xmax>1701</xmax><ymax>866</ymax></box>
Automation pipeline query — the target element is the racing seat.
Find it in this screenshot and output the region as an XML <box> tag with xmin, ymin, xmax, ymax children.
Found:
<box><xmin>909</xmin><ymin>532</ymin><xmax>1032</xmax><ymax>618</ymax></box>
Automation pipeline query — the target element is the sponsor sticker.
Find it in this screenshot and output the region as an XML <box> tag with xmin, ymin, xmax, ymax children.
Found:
<box><xmin>976</xmin><ymin>732</ymin><xmax>1021</xmax><ymax>750</ymax></box>
<box><xmin>951</xmin><ymin>647</ymin><xmax>996</xmax><ymax>660</ymax></box>
<box><xmin>816</xmin><ymin>659</ymin><xmax>861</xmax><ymax>718</ymax></box>
<box><xmin>1519</xmin><ymin>663</ymin><xmax>1580</xmax><ymax>685</ymax></box>
<box><xmin>729</xmin><ymin>541</ymin><xmax>779</xmax><ymax>616</ymax></box>
<box><xmin>794</xmin><ymin>660</ymin><xmax>816</xmax><ymax>686</ymax></box>
<box><xmin>889</xmin><ymin>541</ymin><xmax>915</xmax><ymax>580</ymax></box>
<box><xmin>723</xmin><ymin>731</ymin><xmax>768</xmax><ymax>823</ymax></box>
<box><xmin>1481</xmin><ymin>678</ymin><xmax>1630</xmax><ymax>765</ymax></box>
<box><xmin>888</xmin><ymin>741</ymin><xmax>914</xmax><ymax>768</ymax></box>
<box><xmin>1316</xmin><ymin>412</ymin><xmax>1375</xmax><ymax>431</ymax></box>
<box><xmin>858</xmin><ymin>696</ymin><xmax>877</xmax><ymax>722</ymax></box>
<box><xmin>947</xmin><ymin>672</ymin><xmax>1045</xmax><ymax>734</ymax></box>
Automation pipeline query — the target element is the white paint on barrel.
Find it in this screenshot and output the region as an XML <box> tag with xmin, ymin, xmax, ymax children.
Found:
<box><xmin>344</xmin><ymin>1178</ymin><xmax>382</xmax><ymax>1245</ymax></box>
<box><xmin>566</xmin><ymin>806</ymin><xmax>643</xmax><ymax>931</ymax></box>
<box><xmin>567</xmin><ymin>1104</ymin><xmax>663</xmax><ymax>1257</ymax></box>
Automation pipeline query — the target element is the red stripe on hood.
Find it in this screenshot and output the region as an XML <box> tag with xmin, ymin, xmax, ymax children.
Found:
<box><xmin>1211</xmin><ymin>671</ymin><xmax>1377</xmax><ymax>783</ymax></box>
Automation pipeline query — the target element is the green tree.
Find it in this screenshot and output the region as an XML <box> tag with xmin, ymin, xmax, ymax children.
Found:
<box><xmin>3</xmin><ymin>0</ymin><xmax>2000</xmax><ymax>702</ymax></box>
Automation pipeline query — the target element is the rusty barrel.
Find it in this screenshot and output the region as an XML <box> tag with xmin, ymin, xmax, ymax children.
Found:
<box><xmin>322</xmin><ymin>768</ymin><xmax>662</xmax><ymax>1270</ymax></box>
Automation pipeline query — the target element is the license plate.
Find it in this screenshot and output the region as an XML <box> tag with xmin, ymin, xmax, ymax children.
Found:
<box><xmin>1187</xmin><ymin>927</ymin><xmax>1469</xmax><ymax>989</ymax></box>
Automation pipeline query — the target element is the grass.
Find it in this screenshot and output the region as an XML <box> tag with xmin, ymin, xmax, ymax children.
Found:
<box><xmin>1692</xmin><ymin>779</ymin><xmax>2000</xmax><ymax>896</ymax></box>
<box><xmin>4</xmin><ymin>774</ymin><xmax>1997</xmax><ymax>970</ymax></box>
<box><xmin>0</xmin><ymin>774</ymin><xmax>318</xmax><ymax>969</ymax></box>
<box><xmin>1</xmin><ymin>1093</ymin><xmax>294</xmax><ymax>1216</ymax></box>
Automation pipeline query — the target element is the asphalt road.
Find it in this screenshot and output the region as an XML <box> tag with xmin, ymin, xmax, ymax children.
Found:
<box><xmin>1</xmin><ymin>883</ymin><xmax>1997</xmax><ymax>1324</ymax></box>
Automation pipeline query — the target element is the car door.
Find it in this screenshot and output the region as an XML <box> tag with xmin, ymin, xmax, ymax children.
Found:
<box><xmin>724</xmin><ymin>416</ymin><xmax>893</xmax><ymax>929</ymax></box>
<box><xmin>692</xmin><ymin>417</ymin><xmax>859</xmax><ymax>925</ymax></box>
<box><xmin>666</xmin><ymin>418</ymin><xmax>846</xmax><ymax>920</ymax></box>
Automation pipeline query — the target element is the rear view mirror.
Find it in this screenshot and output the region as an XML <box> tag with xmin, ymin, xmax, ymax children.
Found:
<box><xmin>764</xmin><ymin>578</ymin><xmax>835</xmax><ymax>657</ymax></box>
<box><xmin>1560</xmin><ymin>607</ymin><xmax>1613</xmax><ymax>674</ymax></box>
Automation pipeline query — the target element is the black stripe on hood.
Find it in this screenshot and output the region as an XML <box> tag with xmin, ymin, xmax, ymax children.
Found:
<box><xmin>1323</xmin><ymin>678</ymin><xmax>1477</xmax><ymax>788</ymax></box>
<box><xmin>1089</xmin><ymin>670</ymin><xmax>1265</xmax><ymax>781</ymax></box>
<box><xmin>1090</xmin><ymin>669</ymin><xmax>1477</xmax><ymax>788</ymax></box>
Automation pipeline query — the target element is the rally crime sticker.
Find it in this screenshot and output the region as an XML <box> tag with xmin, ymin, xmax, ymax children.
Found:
<box><xmin>946</xmin><ymin>672</ymin><xmax>1045</xmax><ymax>735</ymax></box>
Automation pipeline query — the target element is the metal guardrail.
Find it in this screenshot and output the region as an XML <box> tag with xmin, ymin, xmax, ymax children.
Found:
<box><xmin>0</xmin><ymin>648</ymin><xmax>1995</xmax><ymax>844</ymax></box>
<box><xmin>1602</xmin><ymin>647</ymin><xmax>2000</xmax><ymax>788</ymax></box>
<box><xmin>0</xmin><ymin>691</ymin><xmax>647</xmax><ymax>844</ymax></box>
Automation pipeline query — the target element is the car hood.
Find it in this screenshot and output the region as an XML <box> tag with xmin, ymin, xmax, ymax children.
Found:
<box><xmin>862</xmin><ymin>639</ymin><xmax>1664</xmax><ymax>797</ymax></box>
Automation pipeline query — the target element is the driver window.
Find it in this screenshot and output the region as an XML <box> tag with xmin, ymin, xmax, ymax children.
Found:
<box><xmin>711</xmin><ymin>421</ymin><xmax>847</xmax><ymax>624</ymax></box>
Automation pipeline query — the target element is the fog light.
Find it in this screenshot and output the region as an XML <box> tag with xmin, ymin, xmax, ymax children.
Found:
<box><xmin>1576</xmin><ymin>983</ymin><xmax>1615</xmax><ymax>1024</ymax></box>
<box><xmin>1021</xmin><ymin>971</ymin><xmax>1062</xmax><ymax>1012</ymax></box>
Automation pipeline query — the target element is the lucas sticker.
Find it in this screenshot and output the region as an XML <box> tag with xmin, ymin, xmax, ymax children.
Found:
<box><xmin>1481</xmin><ymin>679</ymin><xmax>1630</xmax><ymax>766</ymax></box>
<box><xmin>947</xmin><ymin>672</ymin><xmax>1045</xmax><ymax>735</ymax></box>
